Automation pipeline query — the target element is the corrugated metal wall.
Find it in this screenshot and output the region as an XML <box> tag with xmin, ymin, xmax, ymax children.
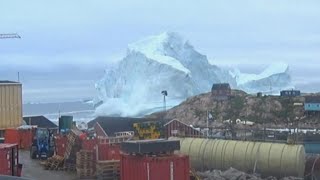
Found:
<box><xmin>0</xmin><ymin>83</ymin><xmax>22</xmax><ymax>129</ymax></box>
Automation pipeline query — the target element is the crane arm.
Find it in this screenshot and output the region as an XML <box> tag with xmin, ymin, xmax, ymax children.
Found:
<box><xmin>0</xmin><ymin>33</ymin><xmax>21</xmax><ymax>39</ymax></box>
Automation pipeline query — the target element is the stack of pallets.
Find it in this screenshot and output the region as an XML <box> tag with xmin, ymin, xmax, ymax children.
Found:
<box><xmin>76</xmin><ymin>150</ymin><xmax>95</xmax><ymax>179</ymax></box>
<box><xmin>64</xmin><ymin>129</ymin><xmax>82</xmax><ymax>172</ymax></box>
<box><xmin>44</xmin><ymin>155</ymin><xmax>64</xmax><ymax>170</ymax></box>
<box><xmin>96</xmin><ymin>160</ymin><xmax>120</xmax><ymax>180</ymax></box>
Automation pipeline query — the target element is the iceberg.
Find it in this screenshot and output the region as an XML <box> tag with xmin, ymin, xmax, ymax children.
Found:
<box><xmin>230</xmin><ymin>62</ymin><xmax>293</xmax><ymax>93</ymax></box>
<box><xmin>95</xmin><ymin>32</ymin><xmax>293</xmax><ymax>116</ymax></box>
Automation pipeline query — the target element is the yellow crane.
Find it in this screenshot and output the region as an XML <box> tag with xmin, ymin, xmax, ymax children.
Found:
<box><xmin>0</xmin><ymin>33</ymin><xmax>21</xmax><ymax>39</ymax></box>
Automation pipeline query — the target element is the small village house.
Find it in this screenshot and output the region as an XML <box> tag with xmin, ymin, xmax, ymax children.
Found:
<box><xmin>211</xmin><ymin>83</ymin><xmax>231</xmax><ymax>101</ymax></box>
<box><xmin>164</xmin><ymin>119</ymin><xmax>202</xmax><ymax>138</ymax></box>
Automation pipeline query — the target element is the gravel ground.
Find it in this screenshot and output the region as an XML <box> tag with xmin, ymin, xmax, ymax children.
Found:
<box><xmin>19</xmin><ymin>150</ymin><xmax>76</xmax><ymax>180</ymax></box>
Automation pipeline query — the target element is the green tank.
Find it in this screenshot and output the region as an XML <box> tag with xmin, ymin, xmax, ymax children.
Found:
<box><xmin>59</xmin><ymin>116</ymin><xmax>73</xmax><ymax>132</ymax></box>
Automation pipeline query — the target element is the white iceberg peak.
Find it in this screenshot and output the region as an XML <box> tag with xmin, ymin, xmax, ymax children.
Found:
<box><xmin>128</xmin><ymin>32</ymin><xmax>190</xmax><ymax>74</ymax></box>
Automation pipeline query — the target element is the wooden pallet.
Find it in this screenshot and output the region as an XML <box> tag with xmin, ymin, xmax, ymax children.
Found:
<box><xmin>76</xmin><ymin>150</ymin><xmax>95</xmax><ymax>169</ymax></box>
<box><xmin>44</xmin><ymin>155</ymin><xmax>64</xmax><ymax>170</ymax></box>
<box><xmin>77</xmin><ymin>168</ymin><xmax>95</xmax><ymax>179</ymax></box>
<box><xmin>96</xmin><ymin>160</ymin><xmax>120</xmax><ymax>180</ymax></box>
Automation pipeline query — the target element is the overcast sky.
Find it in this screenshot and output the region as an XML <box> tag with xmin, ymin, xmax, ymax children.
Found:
<box><xmin>1</xmin><ymin>0</ymin><xmax>320</xmax><ymax>101</ymax></box>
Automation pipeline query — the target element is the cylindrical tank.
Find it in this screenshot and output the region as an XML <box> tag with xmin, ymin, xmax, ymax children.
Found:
<box><xmin>171</xmin><ymin>137</ymin><xmax>305</xmax><ymax>178</ymax></box>
<box><xmin>59</xmin><ymin>116</ymin><xmax>73</xmax><ymax>132</ymax></box>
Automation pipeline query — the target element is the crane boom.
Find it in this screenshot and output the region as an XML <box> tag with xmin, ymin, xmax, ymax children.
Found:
<box><xmin>0</xmin><ymin>33</ymin><xmax>21</xmax><ymax>39</ymax></box>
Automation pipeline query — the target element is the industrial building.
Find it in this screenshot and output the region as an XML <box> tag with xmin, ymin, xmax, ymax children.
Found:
<box><xmin>0</xmin><ymin>81</ymin><xmax>23</xmax><ymax>138</ymax></box>
<box><xmin>88</xmin><ymin>116</ymin><xmax>159</xmax><ymax>137</ymax></box>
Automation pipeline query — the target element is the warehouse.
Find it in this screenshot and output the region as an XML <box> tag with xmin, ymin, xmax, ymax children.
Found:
<box><xmin>0</xmin><ymin>81</ymin><xmax>23</xmax><ymax>139</ymax></box>
<box><xmin>88</xmin><ymin>116</ymin><xmax>158</xmax><ymax>137</ymax></box>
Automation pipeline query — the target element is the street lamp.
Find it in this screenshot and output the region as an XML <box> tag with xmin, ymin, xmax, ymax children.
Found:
<box><xmin>161</xmin><ymin>90</ymin><xmax>168</xmax><ymax>112</ymax></box>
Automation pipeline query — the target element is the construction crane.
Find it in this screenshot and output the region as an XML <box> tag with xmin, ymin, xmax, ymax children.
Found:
<box><xmin>0</xmin><ymin>33</ymin><xmax>21</xmax><ymax>39</ymax></box>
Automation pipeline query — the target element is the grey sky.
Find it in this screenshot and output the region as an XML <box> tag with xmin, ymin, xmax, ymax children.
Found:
<box><xmin>1</xmin><ymin>0</ymin><xmax>320</xmax><ymax>101</ymax></box>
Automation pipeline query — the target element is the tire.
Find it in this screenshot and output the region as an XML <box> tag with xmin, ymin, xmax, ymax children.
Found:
<box><xmin>30</xmin><ymin>146</ymin><xmax>37</xmax><ymax>159</ymax></box>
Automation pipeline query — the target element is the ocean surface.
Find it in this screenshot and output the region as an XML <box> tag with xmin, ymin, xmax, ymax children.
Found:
<box><xmin>23</xmin><ymin>101</ymin><xmax>96</xmax><ymax>123</ymax></box>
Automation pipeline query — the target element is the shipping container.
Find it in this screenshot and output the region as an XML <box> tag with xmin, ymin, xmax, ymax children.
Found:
<box><xmin>4</xmin><ymin>129</ymin><xmax>20</xmax><ymax>145</ymax></box>
<box><xmin>82</xmin><ymin>138</ymin><xmax>96</xmax><ymax>151</ymax></box>
<box><xmin>18</xmin><ymin>128</ymin><xmax>35</xmax><ymax>150</ymax></box>
<box><xmin>120</xmin><ymin>154</ymin><xmax>190</xmax><ymax>180</ymax></box>
<box><xmin>97</xmin><ymin>137</ymin><xmax>121</xmax><ymax>161</ymax></box>
<box><xmin>0</xmin><ymin>82</ymin><xmax>23</xmax><ymax>130</ymax></box>
<box><xmin>54</xmin><ymin>135</ymin><xmax>67</xmax><ymax>157</ymax></box>
<box><xmin>4</xmin><ymin>128</ymin><xmax>35</xmax><ymax>150</ymax></box>
<box><xmin>0</xmin><ymin>144</ymin><xmax>22</xmax><ymax>177</ymax></box>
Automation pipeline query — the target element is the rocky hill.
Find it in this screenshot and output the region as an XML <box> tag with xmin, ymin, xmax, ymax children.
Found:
<box><xmin>147</xmin><ymin>90</ymin><xmax>319</xmax><ymax>128</ymax></box>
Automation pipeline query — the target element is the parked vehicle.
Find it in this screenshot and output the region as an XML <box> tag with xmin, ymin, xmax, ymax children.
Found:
<box><xmin>30</xmin><ymin>128</ymin><xmax>54</xmax><ymax>159</ymax></box>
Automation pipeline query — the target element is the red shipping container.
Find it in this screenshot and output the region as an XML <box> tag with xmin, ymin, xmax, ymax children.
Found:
<box><xmin>0</xmin><ymin>144</ymin><xmax>21</xmax><ymax>176</ymax></box>
<box><xmin>82</xmin><ymin>138</ymin><xmax>96</xmax><ymax>151</ymax></box>
<box><xmin>120</xmin><ymin>154</ymin><xmax>190</xmax><ymax>180</ymax></box>
<box><xmin>97</xmin><ymin>138</ymin><xmax>121</xmax><ymax>161</ymax></box>
<box><xmin>4</xmin><ymin>129</ymin><xmax>20</xmax><ymax>146</ymax></box>
<box><xmin>19</xmin><ymin>129</ymin><xmax>35</xmax><ymax>150</ymax></box>
<box><xmin>54</xmin><ymin>135</ymin><xmax>67</xmax><ymax>156</ymax></box>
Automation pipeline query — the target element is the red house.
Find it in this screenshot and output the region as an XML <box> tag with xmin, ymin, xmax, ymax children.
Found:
<box><xmin>164</xmin><ymin>119</ymin><xmax>202</xmax><ymax>138</ymax></box>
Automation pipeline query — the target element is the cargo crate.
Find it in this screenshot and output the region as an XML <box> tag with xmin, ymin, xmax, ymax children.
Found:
<box><xmin>120</xmin><ymin>154</ymin><xmax>190</xmax><ymax>180</ymax></box>
<box><xmin>0</xmin><ymin>144</ymin><xmax>22</xmax><ymax>176</ymax></box>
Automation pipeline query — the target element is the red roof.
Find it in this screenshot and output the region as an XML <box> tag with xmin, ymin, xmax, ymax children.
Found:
<box><xmin>0</xmin><ymin>143</ymin><xmax>18</xmax><ymax>149</ymax></box>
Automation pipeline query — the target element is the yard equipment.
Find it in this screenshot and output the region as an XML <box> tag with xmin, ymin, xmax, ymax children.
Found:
<box><xmin>30</xmin><ymin>128</ymin><xmax>54</xmax><ymax>159</ymax></box>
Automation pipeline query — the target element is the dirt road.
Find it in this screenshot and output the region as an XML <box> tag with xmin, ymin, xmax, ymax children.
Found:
<box><xmin>19</xmin><ymin>150</ymin><xmax>76</xmax><ymax>180</ymax></box>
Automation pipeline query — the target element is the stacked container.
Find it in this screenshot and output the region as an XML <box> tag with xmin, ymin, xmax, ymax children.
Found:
<box><xmin>0</xmin><ymin>144</ymin><xmax>22</xmax><ymax>177</ymax></box>
<box><xmin>54</xmin><ymin>135</ymin><xmax>67</xmax><ymax>156</ymax></box>
<box><xmin>120</xmin><ymin>154</ymin><xmax>190</xmax><ymax>180</ymax></box>
<box><xmin>120</xmin><ymin>139</ymin><xmax>190</xmax><ymax>180</ymax></box>
<box><xmin>96</xmin><ymin>137</ymin><xmax>121</xmax><ymax>161</ymax></box>
<box><xmin>4</xmin><ymin>127</ymin><xmax>35</xmax><ymax>150</ymax></box>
